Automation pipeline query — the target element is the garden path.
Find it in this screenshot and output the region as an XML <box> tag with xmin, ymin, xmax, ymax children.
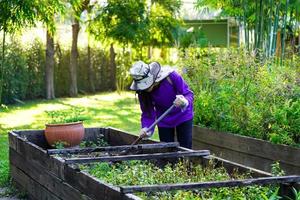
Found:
<box><xmin>0</xmin><ymin>188</ymin><xmax>22</xmax><ymax>200</ymax></box>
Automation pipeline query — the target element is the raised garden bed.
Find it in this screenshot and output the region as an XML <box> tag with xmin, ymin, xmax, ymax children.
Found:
<box><xmin>192</xmin><ymin>126</ymin><xmax>300</xmax><ymax>175</ymax></box>
<box><xmin>9</xmin><ymin>127</ymin><xmax>300</xmax><ymax>200</ymax></box>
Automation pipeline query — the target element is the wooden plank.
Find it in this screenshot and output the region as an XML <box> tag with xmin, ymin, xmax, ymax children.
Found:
<box><xmin>12</xmin><ymin>128</ymin><xmax>291</xmax><ymax>199</ymax></box>
<box><xmin>12</xmin><ymin>180</ymin><xmax>39</xmax><ymax>200</ymax></box>
<box><xmin>64</xmin><ymin>150</ymin><xmax>210</xmax><ymax>164</ymax></box>
<box><xmin>205</xmin><ymin>155</ymin><xmax>271</xmax><ymax>177</ymax></box>
<box><xmin>107</xmin><ymin>127</ymin><xmax>156</xmax><ymax>146</ymax></box>
<box><xmin>194</xmin><ymin>140</ymin><xmax>300</xmax><ymax>175</ymax></box>
<box><xmin>13</xmin><ymin>128</ymin><xmax>107</xmax><ymax>149</ymax></box>
<box><xmin>10</xmin><ymin>131</ymin><xmax>140</xmax><ymax>200</ymax></box>
<box><xmin>193</xmin><ymin>126</ymin><xmax>300</xmax><ymax>173</ymax></box>
<box><xmin>11</xmin><ymin>164</ymin><xmax>61</xmax><ymax>200</ymax></box>
<box><xmin>9</xmin><ymin>131</ymin><xmax>65</xmax><ymax>178</ymax></box>
<box><xmin>10</xmin><ymin>148</ymin><xmax>94</xmax><ymax>200</ymax></box>
<box><xmin>83</xmin><ymin>127</ymin><xmax>106</xmax><ymax>141</ymax></box>
<box><xmin>47</xmin><ymin>142</ymin><xmax>179</xmax><ymax>155</ymax></box>
<box><xmin>12</xmin><ymin>130</ymin><xmax>49</xmax><ymax>149</ymax></box>
<box><xmin>120</xmin><ymin>175</ymin><xmax>300</xmax><ymax>194</ymax></box>
<box><xmin>64</xmin><ymin>165</ymin><xmax>139</xmax><ymax>200</ymax></box>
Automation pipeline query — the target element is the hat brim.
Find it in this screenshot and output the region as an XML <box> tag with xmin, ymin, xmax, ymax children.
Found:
<box><xmin>155</xmin><ymin>66</ymin><xmax>174</xmax><ymax>82</ymax></box>
<box><xmin>130</xmin><ymin>75</ymin><xmax>154</xmax><ymax>91</ymax></box>
<box><xmin>130</xmin><ymin>62</ymin><xmax>161</xmax><ymax>91</ymax></box>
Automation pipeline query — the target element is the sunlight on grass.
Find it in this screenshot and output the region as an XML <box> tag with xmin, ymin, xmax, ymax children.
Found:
<box><xmin>0</xmin><ymin>92</ymin><xmax>146</xmax><ymax>186</ymax></box>
<box><xmin>0</xmin><ymin>91</ymin><xmax>141</xmax><ymax>131</ymax></box>
<box><xmin>0</xmin><ymin>135</ymin><xmax>9</xmax><ymax>187</ymax></box>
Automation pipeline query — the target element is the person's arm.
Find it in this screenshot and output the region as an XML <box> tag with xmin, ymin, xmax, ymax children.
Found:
<box><xmin>138</xmin><ymin>94</ymin><xmax>156</xmax><ymax>136</ymax></box>
<box><xmin>169</xmin><ymin>71</ymin><xmax>194</xmax><ymax>106</ymax></box>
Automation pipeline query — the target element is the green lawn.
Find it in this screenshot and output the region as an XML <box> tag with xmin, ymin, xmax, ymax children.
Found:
<box><xmin>0</xmin><ymin>91</ymin><xmax>159</xmax><ymax>186</ymax></box>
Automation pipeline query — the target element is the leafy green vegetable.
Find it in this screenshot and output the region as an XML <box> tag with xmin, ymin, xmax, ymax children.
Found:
<box><xmin>45</xmin><ymin>108</ymin><xmax>90</xmax><ymax>124</ymax></box>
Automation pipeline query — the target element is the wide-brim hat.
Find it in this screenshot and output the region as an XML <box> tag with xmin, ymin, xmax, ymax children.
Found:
<box><xmin>129</xmin><ymin>61</ymin><xmax>174</xmax><ymax>91</ymax></box>
<box><xmin>155</xmin><ymin>66</ymin><xmax>174</xmax><ymax>83</ymax></box>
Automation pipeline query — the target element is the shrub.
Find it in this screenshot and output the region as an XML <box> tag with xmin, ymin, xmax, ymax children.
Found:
<box><xmin>25</xmin><ymin>38</ymin><xmax>46</xmax><ymax>99</ymax></box>
<box><xmin>1</xmin><ymin>39</ymin><xmax>29</xmax><ymax>104</ymax></box>
<box><xmin>0</xmin><ymin>37</ymin><xmax>111</xmax><ymax>103</ymax></box>
<box><xmin>180</xmin><ymin>48</ymin><xmax>300</xmax><ymax>146</ymax></box>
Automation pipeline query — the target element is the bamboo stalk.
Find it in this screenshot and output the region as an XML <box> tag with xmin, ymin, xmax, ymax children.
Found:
<box><xmin>271</xmin><ymin>2</ymin><xmax>280</xmax><ymax>56</ymax></box>
<box><xmin>255</xmin><ymin>0</ymin><xmax>259</xmax><ymax>49</ymax></box>
<box><xmin>242</xmin><ymin>0</ymin><xmax>249</xmax><ymax>50</ymax></box>
<box><xmin>281</xmin><ymin>0</ymin><xmax>289</xmax><ymax>64</ymax></box>
<box><xmin>267</xmin><ymin>0</ymin><xmax>273</xmax><ymax>58</ymax></box>
<box><xmin>257</xmin><ymin>0</ymin><xmax>264</xmax><ymax>51</ymax></box>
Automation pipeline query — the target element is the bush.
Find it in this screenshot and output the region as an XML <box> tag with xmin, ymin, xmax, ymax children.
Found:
<box><xmin>1</xmin><ymin>39</ymin><xmax>29</xmax><ymax>104</ymax></box>
<box><xmin>0</xmin><ymin>37</ymin><xmax>111</xmax><ymax>103</ymax></box>
<box><xmin>180</xmin><ymin>48</ymin><xmax>300</xmax><ymax>146</ymax></box>
<box><xmin>25</xmin><ymin>39</ymin><xmax>46</xmax><ymax>99</ymax></box>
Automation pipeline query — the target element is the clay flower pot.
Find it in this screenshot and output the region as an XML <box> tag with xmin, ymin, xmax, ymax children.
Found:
<box><xmin>45</xmin><ymin>121</ymin><xmax>84</xmax><ymax>148</ymax></box>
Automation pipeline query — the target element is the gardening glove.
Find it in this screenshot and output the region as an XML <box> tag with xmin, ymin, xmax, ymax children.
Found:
<box><xmin>174</xmin><ymin>95</ymin><xmax>189</xmax><ymax>111</ymax></box>
<box><xmin>139</xmin><ymin>127</ymin><xmax>154</xmax><ymax>139</ymax></box>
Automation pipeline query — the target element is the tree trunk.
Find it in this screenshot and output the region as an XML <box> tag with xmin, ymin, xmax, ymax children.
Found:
<box><xmin>87</xmin><ymin>38</ymin><xmax>95</xmax><ymax>93</ymax></box>
<box><xmin>45</xmin><ymin>30</ymin><xmax>55</xmax><ymax>99</ymax></box>
<box><xmin>100</xmin><ymin>55</ymin><xmax>106</xmax><ymax>91</ymax></box>
<box><xmin>0</xmin><ymin>29</ymin><xmax>6</xmax><ymax>104</ymax></box>
<box><xmin>148</xmin><ymin>46</ymin><xmax>152</xmax><ymax>59</ymax></box>
<box><xmin>298</xmin><ymin>33</ymin><xmax>300</xmax><ymax>54</ymax></box>
<box><xmin>69</xmin><ymin>20</ymin><xmax>79</xmax><ymax>97</ymax></box>
<box><xmin>109</xmin><ymin>43</ymin><xmax>116</xmax><ymax>91</ymax></box>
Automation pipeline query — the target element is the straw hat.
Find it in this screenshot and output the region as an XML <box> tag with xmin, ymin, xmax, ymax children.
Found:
<box><xmin>129</xmin><ymin>61</ymin><xmax>174</xmax><ymax>91</ymax></box>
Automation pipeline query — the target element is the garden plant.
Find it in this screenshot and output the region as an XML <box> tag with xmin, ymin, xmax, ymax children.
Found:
<box><xmin>82</xmin><ymin>159</ymin><xmax>281</xmax><ymax>200</ymax></box>
<box><xmin>0</xmin><ymin>0</ymin><xmax>299</xmax><ymax>198</ymax></box>
<box><xmin>181</xmin><ymin>48</ymin><xmax>300</xmax><ymax>147</ymax></box>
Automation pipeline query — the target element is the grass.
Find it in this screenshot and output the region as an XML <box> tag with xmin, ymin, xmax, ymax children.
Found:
<box><xmin>0</xmin><ymin>91</ymin><xmax>159</xmax><ymax>187</ymax></box>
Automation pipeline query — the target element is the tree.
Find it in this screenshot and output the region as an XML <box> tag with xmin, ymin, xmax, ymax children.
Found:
<box><xmin>69</xmin><ymin>0</ymin><xmax>90</xmax><ymax>97</ymax></box>
<box><xmin>147</xmin><ymin>0</ymin><xmax>182</xmax><ymax>47</ymax></box>
<box><xmin>88</xmin><ymin>0</ymin><xmax>149</xmax><ymax>90</ymax></box>
<box><xmin>146</xmin><ymin>0</ymin><xmax>182</xmax><ymax>59</ymax></box>
<box><xmin>87</xmin><ymin>0</ymin><xmax>182</xmax><ymax>90</ymax></box>
<box><xmin>0</xmin><ymin>1</ymin><xmax>40</xmax><ymax>103</ymax></box>
<box><xmin>41</xmin><ymin>1</ymin><xmax>65</xmax><ymax>99</ymax></box>
<box><xmin>45</xmin><ymin>27</ymin><xmax>56</xmax><ymax>99</ymax></box>
<box><xmin>86</xmin><ymin>6</ymin><xmax>96</xmax><ymax>93</ymax></box>
<box><xmin>0</xmin><ymin>0</ymin><xmax>64</xmax><ymax>102</ymax></box>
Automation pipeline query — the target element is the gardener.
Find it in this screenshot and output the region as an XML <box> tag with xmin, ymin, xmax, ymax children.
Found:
<box><xmin>129</xmin><ymin>61</ymin><xmax>194</xmax><ymax>149</ymax></box>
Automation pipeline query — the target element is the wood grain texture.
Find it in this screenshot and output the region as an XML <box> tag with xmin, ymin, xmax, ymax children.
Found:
<box><xmin>193</xmin><ymin>126</ymin><xmax>300</xmax><ymax>174</ymax></box>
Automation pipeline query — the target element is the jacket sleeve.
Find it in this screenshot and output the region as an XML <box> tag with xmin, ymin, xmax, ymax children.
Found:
<box><xmin>138</xmin><ymin>94</ymin><xmax>156</xmax><ymax>133</ymax></box>
<box><xmin>169</xmin><ymin>71</ymin><xmax>194</xmax><ymax>105</ymax></box>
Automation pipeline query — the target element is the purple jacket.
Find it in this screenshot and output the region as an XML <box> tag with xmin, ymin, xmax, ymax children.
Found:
<box><xmin>138</xmin><ymin>71</ymin><xmax>194</xmax><ymax>132</ymax></box>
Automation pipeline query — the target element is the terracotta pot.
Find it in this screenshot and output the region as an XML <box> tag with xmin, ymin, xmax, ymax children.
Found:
<box><xmin>45</xmin><ymin>121</ymin><xmax>84</xmax><ymax>148</ymax></box>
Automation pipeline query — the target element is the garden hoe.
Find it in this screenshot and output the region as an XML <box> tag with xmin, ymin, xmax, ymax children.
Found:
<box><xmin>119</xmin><ymin>104</ymin><xmax>176</xmax><ymax>155</ymax></box>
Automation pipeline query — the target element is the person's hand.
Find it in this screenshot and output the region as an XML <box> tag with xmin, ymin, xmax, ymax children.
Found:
<box><xmin>173</xmin><ymin>95</ymin><xmax>189</xmax><ymax>111</ymax></box>
<box><xmin>139</xmin><ymin>128</ymin><xmax>153</xmax><ymax>139</ymax></box>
